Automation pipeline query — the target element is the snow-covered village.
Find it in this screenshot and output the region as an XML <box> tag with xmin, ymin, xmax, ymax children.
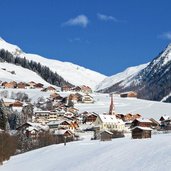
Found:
<box><xmin>1</xmin><ymin>1</ymin><xmax>171</xmax><ymax>171</ymax></box>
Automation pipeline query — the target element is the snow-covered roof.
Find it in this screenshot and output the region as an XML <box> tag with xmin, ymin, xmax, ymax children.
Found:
<box><xmin>160</xmin><ymin>115</ymin><xmax>170</xmax><ymax>120</ymax></box>
<box><xmin>135</xmin><ymin>118</ymin><xmax>152</xmax><ymax>123</ymax></box>
<box><xmin>26</xmin><ymin>126</ymin><xmax>39</xmax><ymax>132</ymax></box>
<box><xmin>47</xmin><ymin>120</ymin><xmax>70</xmax><ymax>126</ymax></box>
<box><xmin>27</xmin><ymin>122</ymin><xmax>49</xmax><ymax>131</ymax></box>
<box><xmin>54</xmin><ymin>129</ymin><xmax>73</xmax><ymax>135</ymax></box>
<box><xmin>2</xmin><ymin>98</ymin><xmax>15</xmax><ymax>103</ymax></box>
<box><xmin>98</xmin><ymin>114</ymin><xmax>124</xmax><ymax>124</ymax></box>
<box><xmin>101</xmin><ymin>130</ymin><xmax>113</xmax><ymax>135</ymax></box>
<box><xmin>131</xmin><ymin>126</ymin><xmax>153</xmax><ymax>131</ymax></box>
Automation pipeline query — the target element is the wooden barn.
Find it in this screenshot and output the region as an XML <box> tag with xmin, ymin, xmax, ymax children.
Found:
<box><xmin>131</xmin><ymin>126</ymin><xmax>152</xmax><ymax>139</ymax></box>
<box><xmin>100</xmin><ymin>130</ymin><xmax>113</xmax><ymax>141</ymax></box>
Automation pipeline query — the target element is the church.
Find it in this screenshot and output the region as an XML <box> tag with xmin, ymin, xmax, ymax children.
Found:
<box><xmin>94</xmin><ymin>94</ymin><xmax>125</xmax><ymax>131</ymax></box>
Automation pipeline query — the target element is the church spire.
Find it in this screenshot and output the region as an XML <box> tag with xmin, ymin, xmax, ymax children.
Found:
<box><xmin>109</xmin><ymin>93</ymin><xmax>115</xmax><ymax>115</ymax></box>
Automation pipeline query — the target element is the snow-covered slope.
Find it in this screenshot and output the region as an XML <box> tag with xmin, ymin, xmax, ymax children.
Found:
<box><xmin>96</xmin><ymin>43</ymin><xmax>171</xmax><ymax>102</ymax></box>
<box><xmin>75</xmin><ymin>93</ymin><xmax>171</xmax><ymax>120</ymax></box>
<box><xmin>0</xmin><ymin>62</ymin><xmax>50</xmax><ymax>86</ymax></box>
<box><xmin>0</xmin><ymin>38</ymin><xmax>106</xmax><ymax>89</ymax></box>
<box><xmin>1</xmin><ymin>133</ymin><xmax>171</xmax><ymax>171</ymax></box>
<box><xmin>96</xmin><ymin>63</ymin><xmax>148</xmax><ymax>91</ymax></box>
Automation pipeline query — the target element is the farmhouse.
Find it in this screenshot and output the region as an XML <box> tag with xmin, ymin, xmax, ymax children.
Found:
<box><xmin>35</xmin><ymin>83</ymin><xmax>44</xmax><ymax>89</ymax></box>
<box><xmin>28</xmin><ymin>81</ymin><xmax>36</xmax><ymax>88</ymax></box>
<box><xmin>17</xmin><ymin>82</ymin><xmax>27</xmax><ymax>89</ymax></box>
<box><xmin>83</xmin><ymin>112</ymin><xmax>97</xmax><ymax>123</ymax></box>
<box><xmin>71</xmin><ymin>86</ymin><xmax>82</xmax><ymax>92</ymax></box>
<box><xmin>54</xmin><ymin>129</ymin><xmax>75</xmax><ymax>143</ymax></box>
<box><xmin>159</xmin><ymin>115</ymin><xmax>171</xmax><ymax>130</ymax></box>
<box><xmin>42</xmin><ymin>86</ymin><xmax>56</xmax><ymax>92</ymax></box>
<box><xmin>3</xmin><ymin>81</ymin><xmax>17</xmax><ymax>88</ymax></box>
<box><xmin>16</xmin><ymin>122</ymin><xmax>49</xmax><ymax>140</ymax></box>
<box><xmin>80</xmin><ymin>85</ymin><xmax>92</xmax><ymax>93</ymax></box>
<box><xmin>132</xmin><ymin>126</ymin><xmax>152</xmax><ymax>139</ymax></box>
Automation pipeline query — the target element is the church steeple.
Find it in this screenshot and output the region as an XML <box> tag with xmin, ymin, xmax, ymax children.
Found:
<box><xmin>109</xmin><ymin>93</ymin><xmax>115</xmax><ymax>115</ymax></box>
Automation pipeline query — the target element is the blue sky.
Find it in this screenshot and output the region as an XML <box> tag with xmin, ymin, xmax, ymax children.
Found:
<box><xmin>0</xmin><ymin>0</ymin><xmax>171</xmax><ymax>76</ymax></box>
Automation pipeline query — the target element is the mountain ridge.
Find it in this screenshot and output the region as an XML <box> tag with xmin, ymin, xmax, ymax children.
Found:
<box><xmin>97</xmin><ymin>43</ymin><xmax>171</xmax><ymax>102</ymax></box>
<box><xmin>0</xmin><ymin>38</ymin><xmax>106</xmax><ymax>89</ymax></box>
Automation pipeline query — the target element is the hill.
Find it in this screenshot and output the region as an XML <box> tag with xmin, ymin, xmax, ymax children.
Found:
<box><xmin>0</xmin><ymin>133</ymin><xmax>171</xmax><ymax>171</ymax></box>
<box><xmin>0</xmin><ymin>38</ymin><xmax>106</xmax><ymax>89</ymax></box>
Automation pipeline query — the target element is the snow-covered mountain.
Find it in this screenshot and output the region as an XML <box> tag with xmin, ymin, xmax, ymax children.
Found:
<box><xmin>0</xmin><ymin>62</ymin><xmax>51</xmax><ymax>86</ymax></box>
<box><xmin>0</xmin><ymin>38</ymin><xmax>106</xmax><ymax>89</ymax></box>
<box><xmin>96</xmin><ymin>63</ymin><xmax>148</xmax><ymax>91</ymax></box>
<box><xmin>97</xmin><ymin>44</ymin><xmax>171</xmax><ymax>102</ymax></box>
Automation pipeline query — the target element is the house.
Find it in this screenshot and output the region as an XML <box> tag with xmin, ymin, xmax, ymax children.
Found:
<box><xmin>120</xmin><ymin>91</ymin><xmax>137</xmax><ymax>98</ymax></box>
<box><xmin>50</xmin><ymin>93</ymin><xmax>62</xmax><ymax>101</ymax></box>
<box><xmin>28</xmin><ymin>81</ymin><xmax>37</xmax><ymax>88</ymax></box>
<box><xmin>34</xmin><ymin>111</ymin><xmax>58</xmax><ymax>124</ymax></box>
<box><xmin>159</xmin><ymin>115</ymin><xmax>171</xmax><ymax>130</ymax></box>
<box><xmin>17</xmin><ymin>82</ymin><xmax>27</xmax><ymax>89</ymax></box>
<box><xmin>94</xmin><ymin>114</ymin><xmax>125</xmax><ymax>132</ymax></box>
<box><xmin>116</xmin><ymin>113</ymin><xmax>141</xmax><ymax>122</ymax></box>
<box><xmin>100</xmin><ymin>130</ymin><xmax>113</xmax><ymax>141</ymax></box>
<box><xmin>80</xmin><ymin>85</ymin><xmax>92</xmax><ymax>93</ymax></box>
<box><xmin>54</xmin><ymin>129</ymin><xmax>74</xmax><ymax>143</ymax></box>
<box><xmin>11</xmin><ymin>100</ymin><xmax>23</xmax><ymax>107</ymax></box>
<box><xmin>67</xmin><ymin>107</ymin><xmax>79</xmax><ymax>115</ymax></box>
<box><xmin>72</xmin><ymin>86</ymin><xmax>82</xmax><ymax>92</ymax></box>
<box><xmin>68</xmin><ymin>94</ymin><xmax>80</xmax><ymax>103</ymax></box>
<box><xmin>82</xmin><ymin>94</ymin><xmax>94</xmax><ymax>103</ymax></box>
<box><xmin>16</xmin><ymin>122</ymin><xmax>49</xmax><ymax>140</ymax></box>
<box><xmin>3</xmin><ymin>81</ymin><xmax>17</xmax><ymax>88</ymax></box>
<box><xmin>47</xmin><ymin>121</ymin><xmax>59</xmax><ymax>130</ymax></box>
<box><xmin>3</xmin><ymin>98</ymin><xmax>15</xmax><ymax>107</ymax></box>
<box><xmin>61</xmin><ymin>85</ymin><xmax>72</xmax><ymax>92</ymax></box>
<box><xmin>131</xmin><ymin>118</ymin><xmax>152</xmax><ymax>128</ymax></box>
<box><xmin>42</xmin><ymin>86</ymin><xmax>56</xmax><ymax>93</ymax></box>
<box><xmin>47</xmin><ymin>120</ymin><xmax>77</xmax><ymax>131</ymax></box>
<box><xmin>35</xmin><ymin>83</ymin><xmax>44</xmax><ymax>89</ymax></box>
<box><xmin>83</xmin><ymin>113</ymin><xmax>97</xmax><ymax>123</ymax></box>
<box><xmin>132</xmin><ymin>126</ymin><xmax>152</xmax><ymax>139</ymax></box>
<box><xmin>149</xmin><ymin>118</ymin><xmax>160</xmax><ymax>130</ymax></box>
<box><xmin>74</xmin><ymin>93</ymin><xmax>83</xmax><ymax>102</ymax></box>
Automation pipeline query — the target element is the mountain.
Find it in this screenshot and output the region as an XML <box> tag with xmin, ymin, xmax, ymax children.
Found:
<box><xmin>96</xmin><ymin>63</ymin><xmax>148</xmax><ymax>91</ymax></box>
<box><xmin>0</xmin><ymin>38</ymin><xmax>106</xmax><ymax>89</ymax></box>
<box><xmin>96</xmin><ymin>44</ymin><xmax>171</xmax><ymax>102</ymax></box>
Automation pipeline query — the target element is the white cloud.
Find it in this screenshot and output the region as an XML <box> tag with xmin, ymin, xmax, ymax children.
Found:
<box><xmin>68</xmin><ymin>38</ymin><xmax>81</xmax><ymax>43</ymax></box>
<box><xmin>159</xmin><ymin>32</ymin><xmax>171</xmax><ymax>40</ymax></box>
<box><xmin>97</xmin><ymin>13</ymin><xmax>118</xmax><ymax>22</ymax></box>
<box><xmin>63</xmin><ymin>15</ymin><xmax>89</xmax><ymax>28</ymax></box>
